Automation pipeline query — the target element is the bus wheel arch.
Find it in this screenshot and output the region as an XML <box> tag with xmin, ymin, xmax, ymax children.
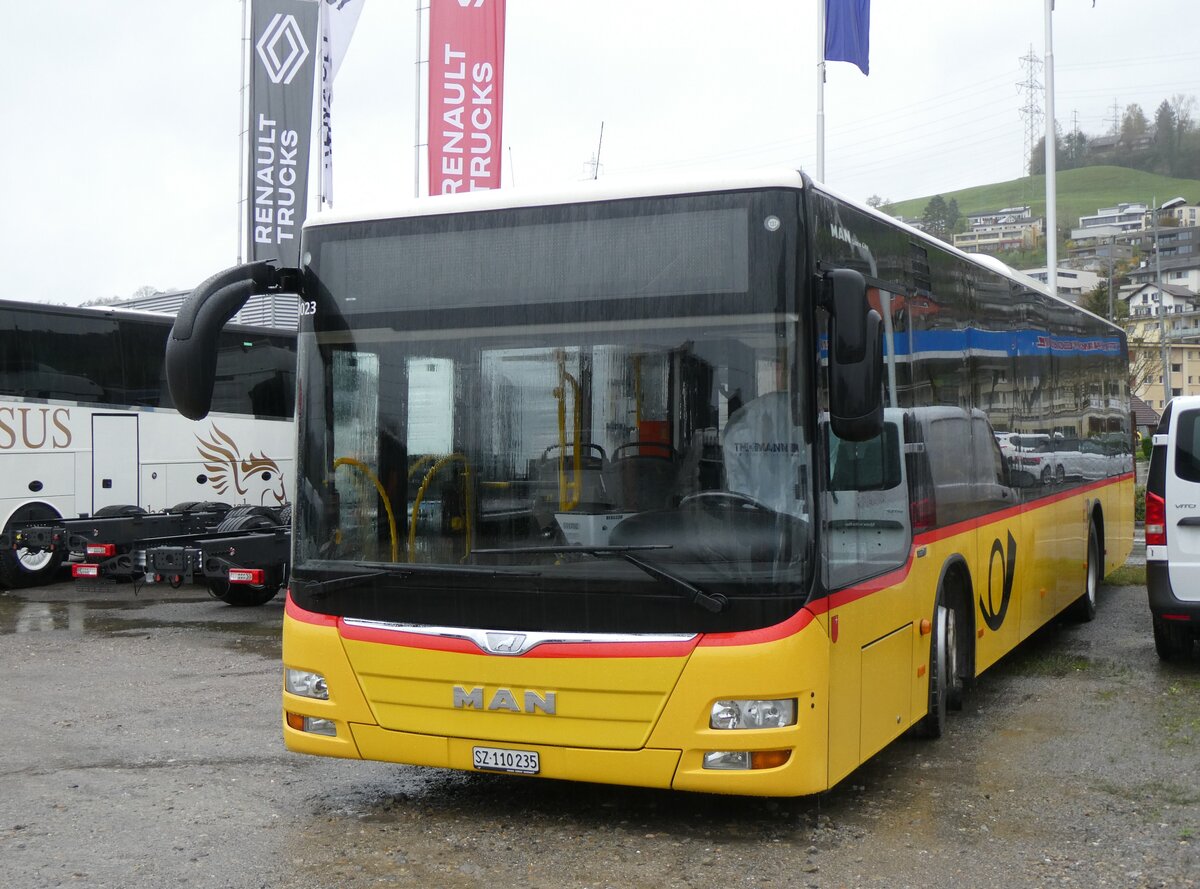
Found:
<box><xmin>1</xmin><ymin>501</ymin><xmax>65</xmax><ymax>589</ymax></box>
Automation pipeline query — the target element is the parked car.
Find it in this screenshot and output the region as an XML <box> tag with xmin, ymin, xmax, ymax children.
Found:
<box><xmin>996</xmin><ymin>432</ymin><xmax>1062</xmax><ymax>486</ymax></box>
<box><xmin>1055</xmin><ymin>437</ymin><xmax>1108</xmax><ymax>482</ymax></box>
<box><xmin>1144</xmin><ymin>396</ymin><xmax>1200</xmax><ymax>661</ymax></box>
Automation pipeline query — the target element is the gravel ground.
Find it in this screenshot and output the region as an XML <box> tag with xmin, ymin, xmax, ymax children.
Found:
<box><xmin>0</xmin><ymin>559</ymin><xmax>1196</xmax><ymax>889</ymax></box>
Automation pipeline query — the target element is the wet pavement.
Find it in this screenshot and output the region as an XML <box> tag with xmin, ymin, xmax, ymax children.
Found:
<box><xmin>0</xmin><ymin>564</ymin><xmax>1195</xmax><ymax>889</ymax></box>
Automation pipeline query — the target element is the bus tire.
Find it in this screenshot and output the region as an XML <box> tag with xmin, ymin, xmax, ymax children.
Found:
<box><xmin>1152</xmin><ymin>616</ymin><xmax>1194</xmax><ymax>663</ymax></box>
<box><xmin>1069</xmin><ymin>522</ymin><xmax>1100</xmax><ymax>623</ymax></box>
<box><xmin>0</xmin><ymin>507</ymin><xmax>66</xmax><ymax>589</ymax></box>
<box><xmin>93</xmin><ymin>504</ymin><xmax>147</xmax><ymax>518</ymax></box>
<box><xmin>214</xmin><ymin>509</ymin><xmax>277</xmax><ymax>534</ymax></box>
<box><xmin>917</xmin><ymin>599</ymin><xmax>959</xmax><ymax>739</ymax></box>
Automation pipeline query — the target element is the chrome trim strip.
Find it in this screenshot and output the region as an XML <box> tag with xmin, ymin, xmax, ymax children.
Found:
<box><xmin>341</xmin><ymin>619</ymin><xmax>697</xmax><ymax>656</ymax></box>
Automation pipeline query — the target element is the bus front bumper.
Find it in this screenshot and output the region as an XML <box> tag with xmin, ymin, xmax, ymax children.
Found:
<box><xmin>284</xmin><ymin>718</ymin><xmax>827</xmax><ymax>796</ymax></box>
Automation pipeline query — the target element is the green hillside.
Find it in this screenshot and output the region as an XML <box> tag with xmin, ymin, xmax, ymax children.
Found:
<box><xmin>889</xmin><ymin>166</ymin><xmax>1200</xmax><ymax>233</ymax></box>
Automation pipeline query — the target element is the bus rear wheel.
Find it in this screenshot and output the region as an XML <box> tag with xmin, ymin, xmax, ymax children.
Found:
<box><xmin>1069</xmin><ymin>522</ymin><xmax>1100</xmax><ymax>622</ymax></box>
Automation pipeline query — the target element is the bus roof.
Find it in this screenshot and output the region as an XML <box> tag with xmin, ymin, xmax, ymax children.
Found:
<box><xmin>303</xmin><ymin>167</ymin><xmax>1122</xmax><ymax>332</ymax></box>
<box><xmin>305</xmin><ymin>168</ymin><xmax>808</xmax><ymax>229</ymax></box>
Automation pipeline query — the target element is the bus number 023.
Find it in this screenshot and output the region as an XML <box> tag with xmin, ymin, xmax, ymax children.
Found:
<box><xmin>299</xmin><ymin>301</ymin><xmax>318</xmax><ymax>316</ymax></box>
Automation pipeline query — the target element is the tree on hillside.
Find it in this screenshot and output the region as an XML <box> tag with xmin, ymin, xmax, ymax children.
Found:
<box><xmin>1154</xmin><ymin>101</ymin><xmax>1183</xmax><ymax>175</ymax></box>
<box><xmin>1170</xmin><ymin>93</ymin><xmax>1195</xmax><ymax>134</ymax></box>
<box><xmin>946</xmin><ymin>198</ymin><xmax>963</xmax><ymax>234</ymax></box>
<box><xmin>866</xmin><ymin>194</ymin><xmax>895</xmax><ymax>214</ymax></box>
<box><xmin>1065</xmin><ymin>129</ymin><xmax>1089</xmax><ymax>167</ymax></box>
<box><xmin>1028</xmin><ymin>126</ymin><xmax>1071</xmax><ymax>175</ymax></box>
<box><xmin>921</xmin><ymin>195</ymin><xmax>951</xmax><ymax>241</ymax></box>
<box><xmin>1167</xmin><ymin>93</ymin><xmax>1200</xmax><ymax>178</ymax></box>
<box><xmin>1079</xmin><ymin>282</ymin><xmax>1128</xmax><ymax>323</ymax></box>
<box><xmin>1121</xmin><ymin>103</ymin><xmax>1149</xmax><ymax>142</ymax></box>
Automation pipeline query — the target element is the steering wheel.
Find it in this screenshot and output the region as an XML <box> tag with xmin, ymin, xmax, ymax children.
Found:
<box><xmin>680</xmin><ymin>490</ymin><xmax>772</xmax><ymax>511</ymax></box>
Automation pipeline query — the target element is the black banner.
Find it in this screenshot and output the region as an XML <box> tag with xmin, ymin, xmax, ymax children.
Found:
<box><xmin>247</xmin><ymin>0</ymin><xmax>319</xmax><ymax>266</ymax></box>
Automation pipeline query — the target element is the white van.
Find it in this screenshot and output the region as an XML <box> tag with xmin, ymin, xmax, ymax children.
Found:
<box><xmin>1144</xmin><ymin>395</ymin><xmax>1200</xmax><ymax>661</ymax></box>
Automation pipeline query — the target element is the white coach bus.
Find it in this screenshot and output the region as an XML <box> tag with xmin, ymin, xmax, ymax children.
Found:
<box><xmin>0</xmin><ymin>298</ymin><xmax>295</xmax><ymax>587</ymax></box>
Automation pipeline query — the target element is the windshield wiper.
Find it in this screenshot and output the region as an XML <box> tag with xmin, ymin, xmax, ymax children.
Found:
<box><xmin>292</xmin><ymin>561</ymin><xmax>541</xmax><ymax>598</ymax></box>
<box><xmin>471</xmin><ymin>545</ymin><xmax>728</xmax><ymax>614</ymax></box>
<box><xmin>290</xmin><ymin>570</ymin><xmax>395</xmax><ymax>598</ymax></box>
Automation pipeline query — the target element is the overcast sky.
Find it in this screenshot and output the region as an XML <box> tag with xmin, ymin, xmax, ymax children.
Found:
<box><xmin>4</xmin><ymin>0</ymin><xmax>1198</xmax><ymax>306</ymax></box>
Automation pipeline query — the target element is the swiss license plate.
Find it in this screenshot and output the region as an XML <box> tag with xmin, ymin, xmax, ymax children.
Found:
<box><xmin>472</xmin><ymin>745</ymin><xmax>540</xmax><ymax>775</ymax></box>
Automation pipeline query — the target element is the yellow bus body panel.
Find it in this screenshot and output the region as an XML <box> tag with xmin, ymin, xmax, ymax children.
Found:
<box><xmin>342</xmin><ymin>638</ymin><xmax>688</xmax><ymax>750</ymax></box>
<box><xmin>283</xmin><ymin>605</ymin><xmax>834</xmax><ymax>796</ymax></box>
<box><xmin>282</xmin><ymin>476</ymin><xmax>1133</xmax><ymax>796</ymax></box>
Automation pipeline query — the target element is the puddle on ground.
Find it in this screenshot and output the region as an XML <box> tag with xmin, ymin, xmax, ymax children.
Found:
<box><xmin>0</xmin><ymin>587</ymin><xmax>282</xmax><ymax>657</ymax></box>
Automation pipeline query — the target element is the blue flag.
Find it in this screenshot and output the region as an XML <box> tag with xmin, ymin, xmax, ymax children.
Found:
<box><xmin>824</xmin><ymin>0</ymin><xmax>870</xmax><ymax>76</ymax></box>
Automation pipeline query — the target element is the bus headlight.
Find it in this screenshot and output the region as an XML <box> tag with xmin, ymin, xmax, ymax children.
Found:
<box><xmin>286</xmin><ymin>668</ymin><xmax>329</xmax><ymax>700</ymax></box>
<box><xmin>710</xmin><ymin>699</ymin><xmax>797</xmax><ymax>730</ymax></box>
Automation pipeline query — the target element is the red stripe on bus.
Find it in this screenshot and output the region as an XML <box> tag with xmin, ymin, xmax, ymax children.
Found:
<box><xmin>913</xmin><ymin>473</ymin><xmax>1129</xmax><ymax>547</ymax></box>
<box><xmin>698</xmin><ymin>606</ymin><xmax>819</xmax><ymax>647</ymax></box>
<box><xmin>285</xmin><ymin>592</ymin><xmax>339</xmax><ymax>627</ymax></box>
<box><xmin>338</xmin><ymin>622</ymin><xmax>482</xmax><ymax>654</ymax></box>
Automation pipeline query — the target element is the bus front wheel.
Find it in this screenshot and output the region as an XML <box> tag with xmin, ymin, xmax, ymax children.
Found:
<box><xmin>917</xmin><ymin>600</ymin><xmax>959</xmax><ymax>739</ymax></box>
<box><xmin>0</xmin><ymin>509</ymin><xmax>65</xmax><ymax>589</ymax></box>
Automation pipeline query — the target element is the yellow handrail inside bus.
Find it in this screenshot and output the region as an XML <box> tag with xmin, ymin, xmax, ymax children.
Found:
<box><xmin>406</xmin><ymin>453</ymin><xmax>440</xmax><ymax>483</ymax></box>
<box><xmin>409</xmin><ymin>453</ymin><xmax>474</xmax><ymax>562</ymax></box>
<box><xmin>332</xmin><ymin>457</ymin><xmax>399</xmax><ymax>563</ymax></box>
<box><xmin>554</xmin><ymin>354</ymin><xmax>583</xmax><ymax>511</ymax></box>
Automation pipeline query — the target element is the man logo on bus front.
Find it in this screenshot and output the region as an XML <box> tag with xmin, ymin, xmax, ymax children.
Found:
<box><xmin>196</xmin><ymin>424</ymin><xmax>288</xmax><ymax>506</ymax></box>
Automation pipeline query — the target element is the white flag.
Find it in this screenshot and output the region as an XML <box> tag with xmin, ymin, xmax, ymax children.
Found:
<box><xmin>319</xmin><ymin>0</ymin><xmax>366</xmax><ymax>207</ymax></box>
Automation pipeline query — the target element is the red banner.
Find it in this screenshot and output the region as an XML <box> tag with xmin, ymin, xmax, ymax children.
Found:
<box><xmin>427</xmin><ymin>0</ymin><xmax>506</xmax><ymax>195</ymax></box>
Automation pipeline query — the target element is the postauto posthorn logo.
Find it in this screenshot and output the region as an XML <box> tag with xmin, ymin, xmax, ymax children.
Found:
<box><xmin>256</xmin><ymin>13</ymin><xmax>310</xmax><ymax>85</ymax></box>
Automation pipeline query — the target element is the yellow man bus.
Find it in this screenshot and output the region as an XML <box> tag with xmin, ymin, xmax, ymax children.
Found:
<box><xmin>169</xmin><ymin>170</ymin><xmax>1133</xmax><ymax>796</ymax></box>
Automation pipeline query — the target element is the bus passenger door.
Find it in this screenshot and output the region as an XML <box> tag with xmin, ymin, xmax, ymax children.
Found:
<box><xmin>822</xmin><ymin>412</ymin><xmax>914</xmax><ymax>784</ymax></box>
<box><xmin>92</xmin><ymin>414</ymin><xmax>139</xmax><ymax>512</ymax></box>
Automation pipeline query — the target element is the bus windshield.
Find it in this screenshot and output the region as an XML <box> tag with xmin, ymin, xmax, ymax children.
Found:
<box><xmin>293</xmin><ymin>189</ymin><xmax>814</xmax><ymax>634</ymax></box>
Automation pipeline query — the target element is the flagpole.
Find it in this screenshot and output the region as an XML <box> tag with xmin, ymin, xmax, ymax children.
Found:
<box><xmin>236</xmin><ymin>0</ymin><xmax>248</xmax><ymax>263</ymax></box>
<box><xmin>317</xmin><ymin>0</ymin><xmax>327</xmax><ymax>212</ymax></box>
<box><xmin>414</xmin><ymin>1</ymin><xmax>424</xmax><ymax>198</ymax></box>
<box><xmin>1044</xmin><ymin>0</ymin><xmax>1058</xmax><ymax>298</ymax></box>
<box><xmin>816</xmin><ymin>0</ymin><xmax>826</xmax><ymax>182</ymax></box>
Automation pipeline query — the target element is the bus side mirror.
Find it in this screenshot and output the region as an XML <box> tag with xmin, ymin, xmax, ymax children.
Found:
<box><xmin>166</xmin><ymin>261</ymin><xmax>278</xmax><ymax>420</ymax></box>
<box><xmin>824</xmin><ymin>269</ymin><xmax>883</xmax><ymax>442</ymax></box>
